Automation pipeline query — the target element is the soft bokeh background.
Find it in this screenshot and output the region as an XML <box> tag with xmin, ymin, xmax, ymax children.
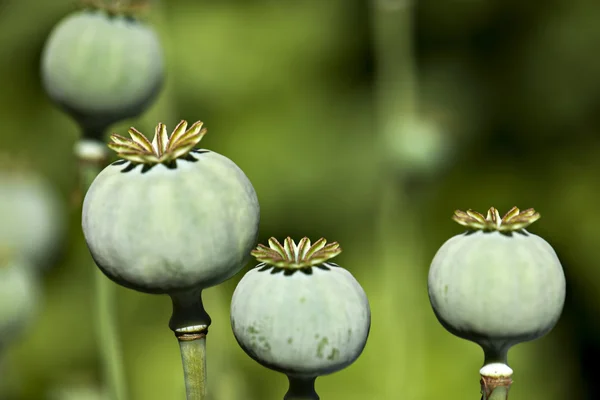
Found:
<box><xmin>1</xmin><ymin>0</ymin><xmax>599</xmax><ymax>399</ymax></box>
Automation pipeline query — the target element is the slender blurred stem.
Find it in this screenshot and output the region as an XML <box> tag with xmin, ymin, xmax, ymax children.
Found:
<box><xmin>76</xmin><ymin>137</ymin><xmax>128</xmax><ymax>400</ymax></box>
<box><xmin>0</xmin><ymin>347</ymin><xmax>7</xmax><ymax>397</ymax></box>
<box><xmin>178</xmin><ymin>333</ymin><xmax>207</xmax><ymax>400</ymax></box>
<box><xmin>283</xmin><ymin>376</ymin><xmax>319</xmax><ymax>400</ymax></box>
<box><xmin>371</xmin><ymin>0</ymin><xmax>419</xmax><ymax>280</ymax></box>
<box><xmin>482</xmin><ymin>386</ymin><xmax>509</xmax><ymax>400</ymax></box>
<box><xmin>372</xmin><ymin>0</ymin><xmax>423</xmax><ymax>396</ymax></box>
<box><xmin>372</xmin><ymin>0</ymin><xmax>417</xmax><ymax>121</ymax></box>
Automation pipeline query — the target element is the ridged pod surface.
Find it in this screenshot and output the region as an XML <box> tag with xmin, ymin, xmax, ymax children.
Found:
<box><xmin>82</xmin><ymin>121</ymin><xmax>260</xmax><ymax>294</ymax></box>
<box><xmin>428</xmin><ymin>207</ymin><xmax>566</xmax><ymax>354</ymax></box>
<box><xmin>230</xmin><ymin>238</ymin><xmax>371</xmax><ymax>377</ymax></box>
<box><xmin>41</xmin><ymin>9</ymin><xmax>163</xmax><ymax>135</ymax></box>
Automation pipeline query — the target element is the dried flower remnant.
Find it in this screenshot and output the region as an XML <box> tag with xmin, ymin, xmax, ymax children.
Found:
<box><xmin>251</xmin><ymin>237</ymin><xmax>342</xmax><ymax>269</ymax></box>
<box><xmin>452</xmin><ymin>206</ymin><xmax>541</xmax><ymax>232</ymax></box>
<box><xmin>108</xmin><ymin>120</ymin><xmax>207</xmax><ymax>164</ymax></box>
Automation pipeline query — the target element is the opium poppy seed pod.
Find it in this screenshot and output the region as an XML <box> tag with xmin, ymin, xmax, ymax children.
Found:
<box><xmin>428</xmin><ymin>207</ymin><xmax>566</xmax><ymax>400</ymax></box>
<box><xmin>82</xmin><ymin>120</ymin><xmax>260</xmax><ymax>398</ymax></box>
<box><xmin>0</xmin><ymin>166</ymin><xmax>65</xmax><ymax>270</ymax></box>
<box><xmin>41</xmin><ymin>3</ymin><xmax>163</xmax><ymax>138</ymax></box>
<box><xmin>231</xmin><ymin>237</ymin><xmax>370</xmax><ymax>400</ymax></box>
<box><xmin>0</xmin><ymin>252</ymin><xmax>41</xmax><ymax>347</ymax></box>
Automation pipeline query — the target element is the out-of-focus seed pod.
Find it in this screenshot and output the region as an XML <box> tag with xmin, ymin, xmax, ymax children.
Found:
<box><xmin>0</xmin><ymin>255</ymin><xmax>40</xmax><ymax>346</ymax></box>
<box><xmin>47</xmin><ymin>384</ymin><xmax>108</xmax><ymax>400</ymax></box>
<box><xmin>41</xmin><ymin>5</ymin><xmax>164</xmax><ymax>138</ymax></box>
<box><xmin>0</xmin><ymin>167</ymin><xmax>65</xmax><ymax>270</ymax></box>
<box><xmin>384</xmin><ymin>116</ymin><xmax>453</xmax><ymax>177</ymax></box>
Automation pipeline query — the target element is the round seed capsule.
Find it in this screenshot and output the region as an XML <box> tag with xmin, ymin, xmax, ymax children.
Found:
<box><xmin>82</xmin><ymin>121</ymin><xmax>260</xmax><ymax>294</ymax></box>
<box><xmin>41</xmin><ymin>7</ymin><xmax>164</xmax><ymax>137</ymax></box>
<box><xmin>428</xmin><ymin>207</ymin><xmax>566</xmax><ymax>355</ymax></box>
<box><xmin>230</xmin><ymin>237</ymin><xmax>371</xmax><ymax>378</ymax></box>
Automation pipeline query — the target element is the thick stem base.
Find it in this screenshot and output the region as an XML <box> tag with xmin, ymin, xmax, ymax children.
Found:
<box><xmin>170</xmin><ymin>289</ymin><xmax>211</xmax><ymax>400</ymax></box>
<box><xmin>284</xmin><ymin>376</ymin><xmax>319</xmax><ymax>400</ymax></box>
<box><xmin>169</xmin><ymin>289</ymin><xmax>211</xmax><ymax>333</ymax></box>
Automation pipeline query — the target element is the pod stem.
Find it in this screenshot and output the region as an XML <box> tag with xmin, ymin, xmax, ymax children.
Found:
<box><xmin>480</xmin><ymin>372</ymin><xmax>512</xmax><ymax>400</ymax></box>
<box><xmin>177</xmin><ymin>332</ymin><xmax>208</xmax><ymax>400</ymax></box>
<box><xmin>283</xmin><ymin>376</ymin><xmax>319</xmax><ymax>400</ymax></box>
<box><xmin>76</xmin><ymin>138</ymin><xmax>128</xmax><ymax>400</ymax></box>
<box><xmin>479</xmin><ymin>360</ymin><xmax>513</xmax><ymax>400</ymax></box>
<box><xmin>169</xmin><ymin>289</ymin><xmax>212</xmax><ymax>400</ymax></box>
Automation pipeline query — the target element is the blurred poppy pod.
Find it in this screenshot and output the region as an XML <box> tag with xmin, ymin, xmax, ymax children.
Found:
<box><xmin>40</xmin><ymin>5</ymin><xmax>164</xmax><ymax>138</ymax></box>
<box><xmin>0</xmin><ymin>255</ymin><xmax>40</xmax><ymax>346</ymax></box>
<box><xmin>0</xmin><ymin>167</ymin><xmax>65</xmax><ymax>270</ymax></box>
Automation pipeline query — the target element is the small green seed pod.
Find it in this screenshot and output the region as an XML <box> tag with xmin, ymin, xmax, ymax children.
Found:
<box><xmin>0</xmin><ymin>254</ymin><xmax>40</xmax><ymax>347</ymax></box>
<box><xmin>231</xmin><ymin>237</ymin><xmax>370</xmax><ymax>399</ymax></box>
<box><xmin>428</xmin><ymin>207</ymin><xmax>566</xmax><ymax>399</ymax></box>
<box><xmin>41</xmin><ymin>5</ymin><xmax>163</xmax><ymax>138</ymax></box>
<box><xmin>0</xmin><ymin>166</ymin><xmax>65</xmax><ymax>270</ymax></box>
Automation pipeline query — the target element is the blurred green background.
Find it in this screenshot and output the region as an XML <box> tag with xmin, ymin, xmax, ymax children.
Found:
<box><xmin>1</xmin><ymin>0</ymin><xmax>599</xmax><ymax>399</ymax></box>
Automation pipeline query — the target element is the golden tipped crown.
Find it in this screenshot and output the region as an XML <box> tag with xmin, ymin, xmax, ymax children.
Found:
<box><xmin>251</xmin><ymin>237</ymin><xmax>342</xmax><ymax>269</ymax></box>
<box><xmin>108</xmin><ymin>120</ymin><xmax>207</xmax><ymax>164</ymax></box>
<box><xmin>452</xmin><ymin>206</ymin><xmax>540</xmax><ymax>232</ymax></box>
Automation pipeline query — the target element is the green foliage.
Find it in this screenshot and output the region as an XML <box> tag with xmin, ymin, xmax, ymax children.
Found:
<box><xmin>1</xmin><ymin>0</ymin><xmax>598</xmax><ymax>399</ymax></box>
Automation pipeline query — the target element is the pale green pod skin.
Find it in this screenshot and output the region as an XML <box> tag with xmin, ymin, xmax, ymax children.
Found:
<box><xmin>0</xmin><ymin>172</ymin><xmax>64</xmax><ymax>269</ymax></box>
<box><xmin>230</xmin><ymin>263</ymin><xmax>371</xmax><ymax>377</ymax></box>
<box><xmin>41</xmin><ymin>10</ymin><xmax>163</xmax><ymax>137</ymax></box>
<box><xmin>47</xmin><ymin>385</ymin><xmax>108</xmax><ymax>400</ymax></box>
<box><xmin>428</xmin><ymin>229</ymin><xmax>566</xmax><ymax>355</ymax></box>
<box><xmin>82</xmin><ymin>149</ymin><xmax>260</xmax><ymax>294</ymax></box>
<box><xmin>0</xmin><ymin>259</ymin><xmax>40</xmax><ymax>345</ymax></box>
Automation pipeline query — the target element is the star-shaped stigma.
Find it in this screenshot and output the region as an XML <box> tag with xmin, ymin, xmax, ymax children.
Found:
<box><xmin>108</xmin><ymin>120</ymin><xmax>207</xmax><ymax>164</ymax></box>
<box><xmin>452</xmin><ymin>206</ymin><xmax>540</xmax><ymax>232</ymax></box>
<box><xmin>251</xmin><ymin>237</ymin><xmax>342</xmax><ymax>269</ymax></box>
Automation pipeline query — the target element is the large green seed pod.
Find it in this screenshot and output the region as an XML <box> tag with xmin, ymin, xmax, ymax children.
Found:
<box><xmin>41</xmin><ymin>5</ymin><xmax>163</xmax><ymax>137</ymax></box>
<box><xmin>428</xmin><ymin>207</ymin><xmax>566</xmax><ymax>358</ymax></box>
<box><xmin>231</xmin><ymin>237</ymin><xmax>370</xmax><ymax>394</ymax></box>
<box><xmin>0</xmin><ymin>166</ymin><xmax>65</xmax><ymax>269</ymax></box>
<box><xmin>0</xmin><ymin>254</ymin><xmax>40</xmax><ymax>346</ymax></box>
<box><xmin>82</xmin><ymin>120</ymin><xmax>260</xmax><ymax>295</ymax></box>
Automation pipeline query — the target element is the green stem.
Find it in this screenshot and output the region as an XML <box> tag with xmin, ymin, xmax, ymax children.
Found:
<box><xmin>76</xmin><ymin>137</ymin><xmax>128</xmax><ymax>400</ymax></box>
<box><xmin>283</xmin><ymin>376</ymin><xmax>319</xmax><ymax>400</ymax></box>
<box><xmin>479</xmin><ymin>352</ymin><xmax>512</xmax><ymax>400</ymax></box>
<box><xmin>482</xmin><ymin>386</ymin><xmax>509</xmax><ymax>400</ymax></box>
<box><xmin>178</xmin><ymin>334</ymin><xmax>208</xmax><ymax>400</ymax></box>
<box><xmin>0</xmin><ymin>347</ymin><xmax>7</xmax><ymax>397</ymax></box>
<box><xmin>482</xmin><ymin>346</ymin><xmax>509</xmax><ymax>366</ymax></box>
<box><xmin>372</xmin><ymin>0</ymin><xmax>417</xmax><ymax>131</ymax></box>
<box><xmin>372</xmin><ymin>0</ymin><xmax>425</xmax><ymax>397</ymax></box>
<box><xmin>169</xmin><ymin>290</ymin><xmax>211</xmax><ymax>400</ymax></box>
